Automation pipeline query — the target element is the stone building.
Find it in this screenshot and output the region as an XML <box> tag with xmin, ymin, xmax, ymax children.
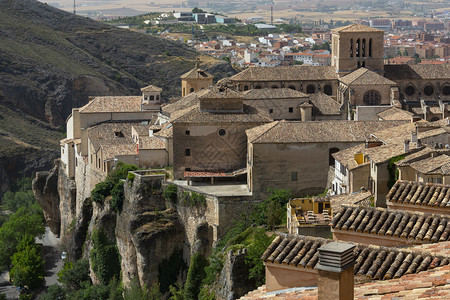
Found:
<box><xmin>180</xmin><ymin>60</ymin><xmax>214</xmax><ymax>97</ymax></box>
<box><xmin>171</xmin><ymin>87</ymin><xmax>272</xmax><ymax>181</ymax></box>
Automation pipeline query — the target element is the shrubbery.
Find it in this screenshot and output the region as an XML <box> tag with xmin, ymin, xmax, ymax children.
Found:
<box><xmin>90</xmin><ymin>230</ymin><xmax>121</xmax><ymax>286</ymax></box>
<box><xmin>163</xmin><ymin>184</ymin><xmax>178</xmax><ymax>204</ymax></box>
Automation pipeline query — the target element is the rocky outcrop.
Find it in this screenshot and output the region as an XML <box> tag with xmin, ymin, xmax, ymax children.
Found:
<box><xmin>216</xmin><ymin>249</ymin><xmax>257</xmax><ymax>300</ymax></box>
<box><xmin>116</xmin><ymin>175</ymin><xmax>185</xmax><ymax>288</ymax></box>
<box><xmin>64</xmin><ymin>198</ymin><xmax>93</xmax><ymax>261</ymax></box>
<box><xmin>32</xmin><ymin>161</ymin><xmax>61</xmax><ymax>235</ymax></box>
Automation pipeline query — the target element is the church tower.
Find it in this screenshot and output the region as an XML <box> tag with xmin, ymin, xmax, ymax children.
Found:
<box><xmin>331</xmin><ymin>24</ymin><xmax>384</xmax><ymax>77</ymax></box>
<box><xmin>180</xmin><ymin>59</ymin><xmax>214</xmax><ymax>97</ymax></box>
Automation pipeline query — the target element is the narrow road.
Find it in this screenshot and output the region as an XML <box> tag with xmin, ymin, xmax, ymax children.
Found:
<box><xmin>36</xmin><ymin>227</ymin><xmax>63</xmax><ymax>287</ymax></box>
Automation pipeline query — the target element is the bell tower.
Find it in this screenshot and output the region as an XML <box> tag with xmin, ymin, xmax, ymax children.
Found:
<box><xmin>331</xmin><ymin>24</ymin><xmax>384</xmax><ymax>77</ymax></box>
<box><xmin>180</xmin><ymin>58</ymin><xmax>214</xmax><ymax>97</ymax></box>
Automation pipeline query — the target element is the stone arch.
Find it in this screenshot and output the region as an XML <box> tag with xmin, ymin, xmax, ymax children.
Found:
<box><xmin>324</xmin><ymin>84</ymin><xmax>333</xmax><ymax>96</ymax></box>
<box><xmin>363</xmin><ymin>90</ymin><xmax>381</xmax><ymax>105</ymax></box>
<box><xmin>195</xmin><ymin>223</ymin><xmax>214</xmax><ymax>257</ymax></box>
<box><xmin>254</xmin><ymin>85</ymin><xmax>262</xmax><ymax>89</ymax></box>
<box><xmin>369</xmin><ymin>38</ymin><xmax>373</xmax><ymax>57</ymax></box>
<box><xmin>190</xmin><ymin>87</ymin><xmax>194</xmax><ymax>93</ymax></box>
<box><xmin>350</xmin><ymin>38</ymin><xmax>353</xmax><ymax>57</ymax></box>
<box><xmin>356</xmin><ymin>38</ymin><xmax>361</xmax><ymax>57</ymax></box>
<box><xmin>288</xmin><ymin>85</ymin><xmax>296</xmax><ymax>90</ymax></box>
<box><xmin>362</xmin><ymin>38</ymin><xmax>366</xmax><ymax>57</ymax></box>
<box><xmin>306</xmin><ymin>84</ymin><xmax>315</xmax><ymax>94</ymax></box>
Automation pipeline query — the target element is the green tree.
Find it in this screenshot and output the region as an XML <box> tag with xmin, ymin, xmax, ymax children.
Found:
<box><xmin>90</xmin><ymin>230</ymin><xmax>121</xmax><ymax>285</ymax></box>
<box><xmin>110</xmin><ymin>181</ymin><xmax>125</xmax><ymax>212</ymax></box>
<box><xmin>1</xmin><ymin>191</ymin><xmax>35</xmax><ymax>212</ymax></box>
<box><xmin>0</xmin><ymin>206</ymin><xmax>45</xmax><ymax>270</ymax></box>
<box><xmin>9</xmin><ymin>238</ymin><xmax>45</xmax><ymax>290</ymax></box>
<box><xmin>58</xmin><ymin>259</ymin><xmax>91</xmax><ymax>291</ymax></box>
<box><xmin>123</xmin><ymin>279</ymin><xmax>161</xmax><ymax>300</ymax></box>
<box><xmin>245</xmin><ymin>229</ymin><xmax>274</xmax><ymax>286</ymax></box>
<box><xmin>40</xmin><ymin>284</ymin><xmax>66</xmax><ymax>300</ymax></box>
<box><xmin>184</xmin><ymin>253</ymin><xmax>207</xmax><ymax>300</ymax></box>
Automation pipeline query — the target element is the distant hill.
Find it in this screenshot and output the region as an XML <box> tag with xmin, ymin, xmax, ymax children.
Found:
<box><xmin>0</xmin><ymin>0</ymin><xmax>235</xmax><ymax>195</ymax></box>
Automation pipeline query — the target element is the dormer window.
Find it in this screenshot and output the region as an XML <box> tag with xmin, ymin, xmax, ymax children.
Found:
<box><xmin>144</xmin><ymin>96</ymin><xmax>148</xmax><ymax>101</ymax></box>
<box><xmin>156</xmin><ymin>95</ymin><xmax>160</xmax><ymax>101</ymax></box>
<box><xmin>114</xmin><ymin>131</ymin><xmax>124</xmax><ymax>137</ymax></box>
<box><xmin>150</xmin><ymin>95</ymin><xmax>155</xmax><ymax>101</ymax></box>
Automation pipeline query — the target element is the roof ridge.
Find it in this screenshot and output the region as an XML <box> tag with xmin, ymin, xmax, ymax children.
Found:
<box><xmin>251</xmin><ymin>121</ymin><xmax>280</xmax><ymax>143</ymax></box>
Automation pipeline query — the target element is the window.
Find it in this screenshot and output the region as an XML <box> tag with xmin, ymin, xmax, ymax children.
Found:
<box><xmin>369</xmin><ymin>39</ymin><xmax>372</xmax><ymax>57</ymax></box>
<box><xmin>115</xmin><ymin>131</ymin><xmax>124</xmax><ymax>137</ymax></box>
<box><xmin>255</xmin><ymin>85</ymin><xmax>262</xmax><ymax>89</ymax></box>
<box><xmin>291</xmin><ymin>172</ymin><xmax>298</xmax><ymax>181</ymax></box>
<box><xmin>185</xmin><ymin>149</ymin><xmax>191</xmax><ymax>156</ymax></box>
<box><xmin>329</xmin><ymin>147</ymin><xmax>340</xmax><ymax>166</ymax></box>
<box><xmin>306</xmin><ymin>85</ymin><xmax>315</xmax><ymax>94</ymax></box>
<box><xmin>289</xmin><ymin>107</ymin><xmax>293</xmax><ymax>113</ymax></box>
<box><xmin>156</xmin><ymin>95</ymin><xmax>160</xmax><ymax>101</ymax></box>
<box><xmin>302</xmin><ymin>200</ymin><xmax>305</xmax><ymax>203</ymax></box>
<box><xmin>363</xmin><ymin>90</ymin><xmax>381</xmax><ymax>105</ymax></box>
<box><xmin>150</xmin><ymin>95</ymin><xmax>154</xmax><ymax>100</ymax></box>
<box><xmin>362</xmin><ymin>38</ymin><xmax>366</xmax><ymax>57</ymax></box>
<box><xmin>324</xmin><ymin>85</ymin><xmax>332</xmax><ymax>96</ymax></box>
<box><xmin>271</xmin><ymin>85</ymin><xmax>279</xmax><ymax>89</ymax></box>
<box><xmin>356</xmin><ymin>39</ymin><xmax>361</xmax><ymax>57</ymax></box>
<box><xmin>244</xmin><ymin>85</ymin><xmax>249</xmax><ymax>91</ymax></box>
<box><xmin>424</xmin><ymin>85</ymin><xmax>435</xmax><ymax>96</ymax></box>
<box><xmin>185</xmin><ymin>130</ymin><xmax>190</xmax><ymax>135</ymax></box>
<box><xmin>405</xmin><ymin>85</ymin><xmax>415</xmax><ymax>96</ymax></box>
<box><xmin>218</xmin><ymin>129</ymin><xmax>226</xmax><ymax>136</ymax></box>
<box><xmin>325</xmin><ymin>203</ymin><xmax>330</xmax><ymax>209</ymax></box>
<box><xmin>190</xmin><ymin>88</ymin><xmax>194</xmax><ymax>93</ymax></box>
<box><xmin>269</xmin><ymin>109</ymin><xmax>273</xmax><ymax>114</ymax></box>
<box><xmin>350</xmin><ymin>38</ymin><xmax>353</xmax><ymax>57</ymax></box>
<box><xmin>443</xmin><ymin>86</ymin><xmax>450</xmax><ymax>96</ymax></box>
<box><xmin>288</xmin><ymin>85</ymin><xmax>296</xmax><ymax>90</ymax></box>
<box><xmin>144</xmin><ymin>96</ymin><xmax>148</xmax><ymax>101</ymax></box>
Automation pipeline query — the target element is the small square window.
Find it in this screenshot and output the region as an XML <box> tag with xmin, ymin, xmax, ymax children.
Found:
<box><xmin>269</xmin><ymin>109</ymin><xmax>273</xmax><ymax>113</ymax></box>
<box><xmin>325</xmin><ymin>203</ymin><xmax>330</xmax><ymax>208</ymax></box>
<box><xmin>185</xmin><ymin>168</ymin><xmax>191</xmax><ymax>171</ymax></box>
<box><xmin>185</xmin><ymin>149</ymin><xmax>191</xmax><ymax>156</ymax></box>
<box><xmin>302</xmin><ymin>200</ymin><xmax>304</xmax><ymax>203</ymax></box>
<box><xmin>289</xmin><ymin>107</ymin><xmax>294</xmax><ymax>113</ymax></box>
<box><xmin>156</xmin><ymin>95</ymin><xmax>160</xmax><ymax>101</ymax></box>
<box><xmin>291</xmin><ymin>171</ymin><xmax>297</xmax><ymax>181</ymax></box>
<box><xmin>186</xmin><ymin>130</ymin><xmax>190</xmax><ymax>135</ymax></box>
<box><xmin>150</xmin><ymin>95</ymin><xmax>155</xmax><ymax>100</ymax></box>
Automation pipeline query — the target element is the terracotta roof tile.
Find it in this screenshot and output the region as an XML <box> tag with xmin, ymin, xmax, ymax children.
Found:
<box><xmin>246</xmin><ymin>120</ymin><xmax>406</xmax><ymax>144</ymax></box>
<box><xmin>332</xmin><ymin>24</ymin><xmax>384</xmax><ymax>33</ymax></box>
<box><xmin>229</xmin><ymin>66</ymin><xmax>338</xmax><ymax>82</ymax></box>
<box><xmin>140</xmin><ymin>85</ymin><xmax>162</xmax><ymax>92</ymax></box>
<box><xmin>340</xmin><ymin>68</ymin><xmax>397</xmax><ymax>86</ymax></box>
<box><xmin>384</xmin><ymin>64</ymin><xmax>450</xmax><ymax>80</ymax></box>
<box><xmin>308</xmin><ymin>93</ymin><xmax>341</xmax><ymax>116</ymax></box>
<box><xmin>387</xmin><ymin>180</ymin><xmax>450</xmax><ymax>209</ymax></box>
<box><xmin>79</xmin><ymin>96</ymin><xmax>142</xmax><ymax>113</ymax></box>
<box><xmin>332</xmin><ymin>205</ymin><xmax>450</xmax><ymax>243</ymax></box>
<box><xmin>377</xmin><ymin>107</ymin><xmax>414</xmax><ymax>121</ymax></box>
<box><xmin>332</xmin><ymin>143</ymin><xmax>367</xmax><ymax>170</ymax></box>
<box><xmin>138</xmin><ymin>136</ymin><xmax>165</xmax><ymax>150</ymax></box>
<box><xmin>180</xmin><ymin>68</ymin><xmax>214</xmax><ymax>79</ymax></box>
<box><xmin>243</xmin><ymin>88</ymin><xmax>308</xmax><ymax>99</ymax></box>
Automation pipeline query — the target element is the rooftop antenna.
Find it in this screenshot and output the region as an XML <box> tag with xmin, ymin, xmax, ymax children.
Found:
<box><xmin>73</xmin><ymin>0</ymin><xmax>76</xmax><ymax>15</ymax></box>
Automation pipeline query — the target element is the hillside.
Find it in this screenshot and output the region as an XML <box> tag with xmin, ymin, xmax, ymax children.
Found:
<box><xmin>0</xmin><ymin>0</ymin><xmax>235</xmax><ymax>195</ymax></box>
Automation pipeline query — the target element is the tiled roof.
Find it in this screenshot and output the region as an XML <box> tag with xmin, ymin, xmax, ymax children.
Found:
<box><xmin>326</xmin><ymin>191</ymin><xmax>373</xmax><ymax>212</ymax></box>
<box><xmin>409</xmin><ymin>154</ymin><xmax>450</xmax><ymax>174</ymax></box>
<box><xmin>370</xmin><ymin>121</ymin><xmax>445</xmax><ymax>144</ymax></box>
<box><xmin>132</xmin><ymin>125</ymin><xmax>150</xmax><ymax>136</ymax></box>
<box><xmin>261</xmin><ymin>234</ymin><xmax>448</xmax><ymax>279</ymax></box>
<box><xmin>386</xmin><ymin>180</ymin><xmax>450</xmax><ymax>208</ymax></box>
<box><xmin>198</xmin><ymin>87</ymin><xmax>243</xmax><ymax>99</ymax></box>
<box><xmin>180</xmin><ymin>68</ymin><xmax>214</xmax><ymax>79</ymax></box>
<box><xmin>240</xmin><ymin>265</ymin><xmax>450</xmax><ymax>299</ymax></box>
<box><xmin>384</xmin><ymin>64</ymin><xmax>450</xmax><ymax>80</ymax></box>
<box><xmin>395</xmin><ymin>146</ymin><xmax>435</xmax><ymax>166</ymax></box>
<box><xmin>102</xmin><ymin>143</ymin><xmax>137</xmax><ymax>160</ymax></box>
<box><xmin>377</xmin><ymin>107</ymin><xmax>414</xmax><ymax>121</ymax></box>
<box><xmin>162</xmin><ymin>89</ymin><xmax>209</xmax><ymax>117</ymax></box>
<box><xmin>339</xmin><ymin>68</ymin><xmax>397</xmax><ymax>86</ymax></box>
<box><xmin>138</xmin><ymin>136</ymin><xmax>165</xmax><ymax>150</ymax></box>
<box><xmin>154</xmin><ymin>123</ymin><xmax>173</xmax><ymax>139</ymax></box>
<box><xmin>308</xmin><ymin>93</ymin><xmax>341</xmax><ymax>116</ymax></box>
<box><xmin>361</xmin><ymin>143</ymin><xmax>406</xmax><ymax>164</ymax></box>
<box><xmin>79</xmin><ymin>96</ymin><xmax>142</xmax><ymax>113</ymax></box>
<box><xmin>243</xmin><ymin>88</ymin><xmax>308</xmax><ymax>99</ymax></box>
<box><xmin>331</xmin><ymin>24</ymin><xmax>384</xmax><ymax>33</ymax></box>
<box><xmin>171</xmin><ymin>104</ymin><xmax>272</xmax><ymax>124</ymax></box>
<box><xmin>140</xmin><ymin>85</ymin><xmax>162</xmax><ymax>92</ymax></box>
<box><xmin>410</xmin><ymin>241</ymin><xmax>450</xmax><ymax>257</ymax></box>
<box><xmin>246</xmin><ymin>120</ymin><xmax>406</xmax><ymax>144</ymax></box>
<box><xmin>229</xmin><ymin>66</ymin><xmax>338</xmax><ymax>82</ymax></box>
<box><xmin>332</xmin><ymin>143</ymin><xmax>367</xmax><ymax>170</ymax></box>
<box><xmin>332</xmin><ymin>205</ymin><xmax>450</xmax><ymax>243</ymax></box>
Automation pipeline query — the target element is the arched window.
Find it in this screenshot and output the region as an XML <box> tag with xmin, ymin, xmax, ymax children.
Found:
<box><xmin>405</xmin><ymin>85</ymin><xmax>416</xmax><ymax>96</ymax></box>
<box><xmin>329</xmin><ymin>148</ymin><xmax>340</xmax><ymax>166</ymax></box>
<box><xmin>369</xmin><ymin>39</ymin><xmax>373</xmax><ymax>57</ymax></box>
<box><xmin>255</xmin><ymin>85</ymin><xmax>262</xmax><ymax>89</ymax></box>
<box><xmin>362</xmin><ymin>61</ymin><xmax>366</xmax><ymax>67</ymax></box>
<box><xmin>363</xmin><ymin>90</ymin><xmax>381</xmax><ymax>105</ymax></box>
<box><xmin>183</xmin><ymin>88</ymin><xmax>186</xmax><ymax>96</ymax></box>
<box><xmin>190</xmin><ymin>88</ymin><xmax>194</xmax><ymax>93</ymax></box>
<box><xmin>324</xmin><ymin>85</ymin><xmax>333</xmax><ymax>96</ymax></box>
<box><xmin>356</xmin><ymin>39</ymin><xmax>361</xmax><ymax>57</ymax></box>
<box><xmin>362</xmin><ymin>38</ymin><xmax>366</xmax><ymax>57</ymax></box>
<box><xmin>443</xmin><ymin>86</ymin><xmax>450</xmax><ymax>96</ymax></box>
<box><xmin>243</xmin><ymin>85</ymin><xmax>249</xmax><ymax>91</ymax></box>
<box><xmin>288</xmin><ymin>85</ymin><xmax>296</xmax><ymax>90</ymax></box>
<box><xmin>306</xmin><ymin>84</ymin><xmax>315</xmax><ymax>94</ymax></box>
<box><xmin>271</xmin><ymin>85</ymin><xmax>279</xmax><ymax>89</ymax></box>
<box><xmin>350</xmin><ymin>38</ymin><xmax>353</xmax><ymax>58</ymax></box>
<box><xmin>357</xmin><ymin>61</ymin><xmax>361</xmax><ymax>68</ymax></box>
<box><xmin>424</xmin><ymin>85</ymin><xmax>435</xmax><ymax>96</ymax></box>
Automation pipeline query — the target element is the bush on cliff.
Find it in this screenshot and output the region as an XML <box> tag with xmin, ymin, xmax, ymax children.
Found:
<box><xmin>58</xmin><ymin>259</ymin><xmax>91</xmax><ymax>291</ymax></box>
<box><xmin>184</xmin><ymin>253</ymin><xmax>207</xmax><ymax>300</ymax></box>
<box><xmin>163</xmin><ymin>184</ymin><xmax>178</xmax><ymax>204</ymax></box>
<box><xmin>90</xmin><ymin>230</ymin><xmax>121</xmax><ymax>286</ymax></box>
<box><xmin>110</xmin><ymin>181</ymin><xmax>125</xmax><ymax>212</ymax></box>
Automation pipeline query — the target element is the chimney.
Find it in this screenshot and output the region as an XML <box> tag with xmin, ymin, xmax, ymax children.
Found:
<box><xmin>404</xmin><ymin>139</ymin><xmax>410</xmax><ymax>152</ymax></box>
<box><xmin>316</xmin><ymin>242</ymin><xmax>355</xmax><ymax>300</ymax></box>
<box><xmin>411</xmin><ymin>131</ymin><xmax>418</xmax><ymax>143</ymax></box>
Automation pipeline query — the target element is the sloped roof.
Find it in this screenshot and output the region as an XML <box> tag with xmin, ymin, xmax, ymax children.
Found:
<box><xmin>377</xmin><ymin>107</ymin><xmax>414</xmax><ymax>121</ymax></box>
<box><xmin>308</xmin><ymin>93</ymin><xmax>341</xmax><ymax>116</ymax></box>
<box><xmin>332</xmin><ymin>205</ymin><xmax>450</xmax><ymax>243</ymax></box>
<box><xmin>261</xmin><ymin>234</ymin><xmax>448</xmax><ymax>279</ymax></box>
<box><xmin>229</xmin><ymin>66</ymin><xmax>338</xmax><ymax>82</ymax></box>
<box><xmin>384</xmin><ymin>64</ymin><xmax>450</xmax><ymax>80</ymax></box>
<box><xmin>246</xmin><ymin>120</ymin><xmax>406</xmax><ymax>144</ymax></box>
<box><xmin>198</xmin><ymin>88</ymin><xmax>243</xmax><ymax>99</ymax></box>
<box><xmin>138</xmin><ymin>136</ymin><xmax>165</xmax><ymax>150</ymax></box>
<box><xmin>387</xmin><ymin>180</ymin><xmax>450</xmax><ymax>208</ymax></box>
<box><xmin>332</xmin><ymin>143</ymin><xmax>367</xmax><ymax>170</ymax></box>
<box><xmin>180</xmin><ymin>68</ymin><xmax>213</xmax><ymax>79</ymax></box>
<box><xmin>331</xmin><ymin>23</ymin><xmax>384</xmax><ymax>33</ymax></box>
<box><xmin>361</xmin><ymin>143</ymin><xmax>406</xmax><ymax>164</ymax></box>
<box><xmin>339</xmin><ymin>68</ymin><xmax>397</xmax><ymax>86</ymax></box>
<box><xmin>140</xmin><ymin>85</ymin><xmax>162</xmax><ymax>92</ymax></box>
<box><xmin>243</xmin><ymin>88</ymin><xmax>308</xmax><ymax>99</ymax></box>
<box><xmin>171</xmin><ymin>104</ymin><xmax>272</xmax><ymax>124</ymax></box>
<box><xmin>409</xmin><ymin>154</ymin><xmax>450</xmax><ymax>174</ymax></box>
<box><xmin>79</xmin><ymin>96</ymin><xmax>142</xmax><ymax>113</ymax></box>
<box><xmin>162</xmin><ymin>89</ymin><xmax>209</xmax><ymax>117</ymax></box>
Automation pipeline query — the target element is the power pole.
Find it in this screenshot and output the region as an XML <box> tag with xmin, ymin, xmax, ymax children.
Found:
<box><xmin>270</xmin><ymin>3</ymin><xmax>273</xmax><ymax>25</ymax></box>
<box><xmin>74</xmin><ymin>0</ymin><xmax>76</xmax><ymax>15</ymax></box>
